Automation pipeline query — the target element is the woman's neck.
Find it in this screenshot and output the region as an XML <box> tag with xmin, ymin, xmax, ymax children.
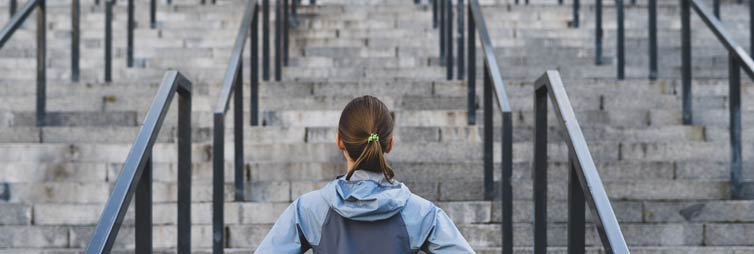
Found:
<box><xmin>345</xmin><ymin>159</ymin><xmax>355</xmax><ymax>174</ymax></box>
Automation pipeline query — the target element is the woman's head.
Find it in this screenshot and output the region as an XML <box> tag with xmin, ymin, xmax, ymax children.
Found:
<box><xmin>336</xmin><ymin>95</ymin><xmax>395</xmax><ymax>181</ymax></box>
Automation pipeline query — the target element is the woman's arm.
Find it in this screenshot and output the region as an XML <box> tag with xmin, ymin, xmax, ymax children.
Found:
<box><xmin>422</xmin><ymin>208</ymin><xmax>476</xmax><ymax>254</ymax></box>
<box><xmin>254</xmin><ymin>200</ymin><xmax>311</xmax><ymax>254</ymax></box>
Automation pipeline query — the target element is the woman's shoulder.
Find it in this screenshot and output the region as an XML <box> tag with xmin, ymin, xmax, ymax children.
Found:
<box><xmin>402</xmin><ymin>193</ymin><xmax>439</xmax><ymax>219</ymax></box>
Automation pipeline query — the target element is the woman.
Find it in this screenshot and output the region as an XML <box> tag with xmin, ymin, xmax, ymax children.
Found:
<box><xmin>255</xmin><ymin>96</ymin><xmax>475</xmax><ymax>254</ymax></box>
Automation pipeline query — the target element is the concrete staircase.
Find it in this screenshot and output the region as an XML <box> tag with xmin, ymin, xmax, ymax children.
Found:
<box><xmin>0</xmin><ymin>0</ymin><xmax>753</xmax><ymax>253</ymax></box>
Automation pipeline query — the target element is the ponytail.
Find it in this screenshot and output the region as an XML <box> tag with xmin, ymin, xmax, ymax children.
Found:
<box><xmin>338</xmin><ymin>96</ymin><xmax>395</xmax><ymax>183</ymax></box>
<box><xmin>345</xmin><ymin>134</ymin><xmax>394</xmax><ymax>182</ymax></box>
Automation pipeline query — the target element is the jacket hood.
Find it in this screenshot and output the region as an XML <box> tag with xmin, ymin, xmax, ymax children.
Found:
<box><xmin>320</xmin><ymin>170</ymin><xmax>412</xmax><ymax>222</ymax></box>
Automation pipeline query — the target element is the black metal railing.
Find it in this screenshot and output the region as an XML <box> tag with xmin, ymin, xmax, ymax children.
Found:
<box><xmin>86</xmin><ymin>71</ymin><xmax>193</xmax><ymax>254</ymax></box>
<box><xmin>681</xmin><ymin>0</ymin><xmax>754</xmax><ymax>199</ymax></box>
<box><xmin>212</xmin><ymin>0</ymin><xmax>260</xmax><ymax>253</ymax></box>
<box><xmin>102</xmin><ymin>0</ymin><xmax>168</xmax><ymax>82</ymax></box>
<box><xmin>0</xmin><ymin>0</ymin><xmax>46</xmax><ymax>126</ymax></box>
<box><xmin>465</xmin><ymin>0</ymin><xmax>515</xmax><ymax>253</ymax></box>
<box><xmin>593</xmin><ymin>0</ymin><xmax>625</xmax><ymax>79</ymax></box>
<box><xmin>432</xmin><ymin>0</ymin><xmax>465</xmax><ymax>80</ymax></box>
<box><xmin>533</xmin><ymin>70</ymin><xmax>629</xmax><ymax>254</ymax></box>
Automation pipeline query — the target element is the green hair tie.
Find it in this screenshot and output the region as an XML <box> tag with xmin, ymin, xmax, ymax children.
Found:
<box><xmin>367</xmin><ymin>133</ymin><xmax>379</xmax><ymax>143</ymax></box>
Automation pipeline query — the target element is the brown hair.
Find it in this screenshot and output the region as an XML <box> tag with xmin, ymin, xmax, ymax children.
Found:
<box><xmin>338</xmin><ymin>95</ymin><xmax>395</xmax><ymax>181</ymax></box>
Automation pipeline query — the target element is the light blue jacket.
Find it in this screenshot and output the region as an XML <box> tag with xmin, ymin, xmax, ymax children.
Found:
<box><xmin>254</xmin><ymin>170</ymin><xmax>475</xmax><ymax>254</ymax></box>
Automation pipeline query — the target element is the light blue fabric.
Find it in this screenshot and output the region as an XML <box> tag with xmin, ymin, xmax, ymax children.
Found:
<box><xmin>254</xmin><ymin>170</ymin><xmax>475</xmax><ymax>254</ymax></box>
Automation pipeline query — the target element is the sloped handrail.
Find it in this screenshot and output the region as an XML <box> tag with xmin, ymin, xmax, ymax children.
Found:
<box><xmin>534</xmin><ymin>70</ymin><xmax>629</xmax><ymax>254</ymax></box>
<box><xmin>465</xmin><ymin>0</ymin><xmax>515</xmax><ymax>253</ymax></box>
<box><xmin>0</xmin><ymin>0</ymin><xmax>45</xmax><ymax>126</ymax></box>
<box><xmin>211</xmin><ymin>0</ymin><xmax>260</xmax><ymax>253</ymax></box>
<box><xmin>681</xmin><ymin>0</ymin><xmax>754</xmax><ymax>199</ymax></box>
<box><xmin>86</xmin><ymin>71</ymin><xmax>193</xmax><ymax>254</ymax></box>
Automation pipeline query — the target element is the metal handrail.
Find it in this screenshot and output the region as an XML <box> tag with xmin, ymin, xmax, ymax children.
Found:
<box><xmin>681</xmin><ymin>0</ymin><xmax>754</xmax><ymax>199</ymax></box>
<box><xmin>86</xmin><ymin>71</ymin><xmax>193</xmax><ymax>254</ymax></box>
<box><xmin>465</xmin><ymin>0</ymin><xmax>514</xmax><ymax>253</ymax></box>
<box><xmin>212</xmin><ymin>0</ymin><xmax>261</xmax><ymax>253</ymax></box>
<box><xmin>593</xmin><ymin>0</ymin><xmax>625</xmax><ymax>79</ymax></box>
<box><xmin>534</xmin><ymin>70</ymin><xmax>629</xmax><ymax>254</ymax></box>
<box><xmin>0</xmin><ymin>0</ymin><xmax>45</xmax><ymax>126</ymax></box>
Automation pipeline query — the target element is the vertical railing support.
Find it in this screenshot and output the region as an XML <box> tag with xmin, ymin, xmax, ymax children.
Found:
<box><xmin>234</xmin><ymin>63</ymin><xmax>245</xmax><ymax>202</ymax></box>
<box><xmin>177</xmin><ymin>81</ymin><xmax>193</xmax><ymax>254</ymax></box>
<box><xmin>212</xmin><ymin>114</ymin><xmax>225</xmax><ymax>254</ymax></box>
<box><xmin>750</xmin><ymin>0</ymin><xmax>753</xmax><ymax>55</ymax></box>
<box><xmin>446</xmin><ymin>0</ymin><xmax>453</xmax><ymax>80</ymax></box>
<box><xmin>616</xmin><ymin>0</ymin><xmax>625</xmax><ymax>79</ymax></box>
<box><xmin>681</xmin><ymin>0</ymin><xmax>692</xmax><ymax>124</ymax></box>
<box><xmin>433</xmin><ymin>0</ymin><xmax>438</xmax><ymax>28</ymax></box>
<box><xmin>263</xmin><ymin>0</ymin><xmax>270</xmax><ymax>80</ymax></box>
<box><xmin>72</xmin><ymin>0</ymin><xmax>79</xmax><ymax>82</ymax></box>
<box><xmin>151</xmin><ymin>0</ymin><xmax>156</xmax><ymax>28</ymax></box>
<box><xmin>275</xmin><ymin>0</ymin><xmax>282</xmax><ymax>80</ymax></box>
<box><xmin>135</xmin><ymin>156</ymin><xmax>153</xmax><ymax>254</ymax></box>
<box><xmin>595</xmin><ymin>0</ymin><xmax>602</xmax><ymax>65</ymax></box>
<box><xmin>37</xmin><ymin>0</ymin><xmax>46</xmax><ymax>126</ymax></box>
<box><xmin>105</xmin><ymin>0</ymin><xmax>112</xmax><ymax>82</ymax></box>
<box><xmin>251</xmin><ymin>6</ymin><xmax>260</xmax><ymax>126</ymax></box>
<box><xmin>127</xmin><ymin>0</ymin><xmax>134</xmax><ymax>67</ymax></box>
<box><xmin>649</xmin><ymin>0</ymin><xmax>658</xmax><ymax>80</ymax></box>
<box><xmin>467</xmin><ymin>3</ymin><xmax>475</xmax><ymax>125</ymax></box>
<box><xmin>457</xmin><ymin>0</ymin><xmax>464</xmax><ymax>80</ymax></box>
<box><xmin>573</xmin><ymin>0</ymin><xmax>580</xmax><ymax>28</ymax></box>
<box><xmin>291</xmin><ymin>0</ymin><xmax>298</xmax><ymax>27</ymax></box>
<box><xmin>714</xmin><ymin>0</ymin><xmax>720</xmax><ymax>19</ymax></box>
<box><xmin>501</xmin><ymin>111</ymin><xmax>513</xmax><ymax>254</ymax></box>
<box><xmin>283</xmin><ymin>0</ymin><xmax>289</xmax><ymax>66</ymax></box>
<box><xmin>482</xmin><ymin>65</ymin><xmax>493</xmax><ymax>201</ymax></box>
<box><xmin>533</xmin><ymin>86</ymin><xmax>548</xmax><ymax>254</ymax></box>
<box><xmin>729</xmin><ymin>54</ymin><xmax>742</xmax><ymax>199</ymax></box>
<box><xmin>10</xmin><ymin>0</ymin><xmax>16</xmax><ymax>17</ymax></box>
<box><xmin>567</xmin><ymin>156</ymin><xmax>585</xmax><ymax>254</ymax></box>
<box><xmin>439</xmin><ymin>0</ymin><xmax>445</xmax><ymax>65</ymax></box>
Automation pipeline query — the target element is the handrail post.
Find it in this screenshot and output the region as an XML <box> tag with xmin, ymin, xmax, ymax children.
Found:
<box><xmin>573</xmin><ymin>0</ymin><xmax>579</xmax><ymax>28</ymax></box>
<box><xmin>177</xmin><ymin>82</ymin><xmax>192</xmax><ymax>254</ymax></box>
<box><xmin>263</xmin><ymin>0</ymin><xmax>270</xmax><ymax>80</ymax></box>
<box><xmin>433</xmin><ymin>0</ymin><xmax>437</xmax><ymax>28</ymax></box>
<box><xmin>37</xmin><ymin>0</ymin><xmax>46</xmax><ymax>127</ymax></box>
<box><xmin>151</xmin><ymin>0</ymin><xmax>156</xmax><ymax>28</ymax></box>
<box><xmin>681</xmin><ymin>0</ymin><xmax>692</xmax><ymax>124</ymax></box>
<box><xmin>135</xmin><ymin>156</ymin><xmax>153</xmax><ymax>254</ymax></box>
<box><xmin>714</xmin><ymin>0</ymin><xmax>720</xmax><ymax>19</ymax></box>
<box><xmin>750</xmin><ymin>0</ymin><xmax>753</xmax><ymax>55</ymax></box>
<box><xmin>71</xmin><ymin>0</ymin><xmax>79</xmax><ymax>82</ymax></box>
<box><xmin>283</xmin><ymin>0</ymin><xmax>289</xmax><ymax>66</ymax></box>
<box><xmin>212</xmin><ymin>113</ymin><xmax>225</xmax><ymax>254</ymax></box>
<box><xmin>616</xmin><ymin>0</ymin><xmax>624</xmax><ymax>79</ymax></box>
<box><xmin>439</xmin><ymin>0</ymin><xmax>445</xmax><ymax>65</ymax></box>
<box><xmin>446</xmin><ymin>0</ymin><xmax>453</xmax><ymax>80</ymax></box>
<box><xmin>649</xmin><ymin>0</ymin><xmax>658</xmax><ymax>80</ymax></box>
<box><xmin>292</xmin><ymin>0</ymin><xmax>298</xmax><ymax>27</ymax></box>
<box><xmin>501</xmin><ymin>111</ymin><xmax>513</xmax><ymax>254</ymax></box>
<box><xmin>595</xmin><ymin>0</ymin><xmax>602</xmax><ymax>64</ymax></box>
<box><xmin>482</xmin><ymin>65</ymin><xmax>493</xmax><ymax>201</ymax></box>
<box><xmin>105</xmin><ymin>0</ymin><xmax>112</xmax><ymax>82</ymax></box>
<box><xmin>234</xmin><ymin>64</ymin><xmax>245</xmax><ymax>202</ymax></box>
<box><xmin>567</xmin><ymin>154</ymin><xmax>585</xmax><ymax>254</ymax></box>
<box><xmin>127</xmin><ymin>0</ymin><xmax>134</xmax><ymax>67</ymax></box>
<box><xmin>251</xmin><ymin>5</ymin><xmax>260</xmax><ymax>126</ymax></box>
<box><xmin>10</xmin><ymin>0</ymin><xmax>16</xmax><ymax>17</ymax></box>
<box><xmin>467</xmin><ymin>2</ymin><xmax>475</xmax><ymax>125</ymax></box>
<box><xmin>533</xmin><ymin>85</ymin><xmax>548</xmax><ymax>254</ymax></box>
<box><xmin>275</xmin><ymin>0</ymin><xmax>282</xmax><ymax>80</ymax></box>
<box><xmin>457</xmin><ymin>0</ymin><xmax>464</xmax><ymax>80</ymax></box>
<box><xmin>729</xmin><ymin>54</ymin><xmax>742</xmax><ymax>199</ymax></box>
